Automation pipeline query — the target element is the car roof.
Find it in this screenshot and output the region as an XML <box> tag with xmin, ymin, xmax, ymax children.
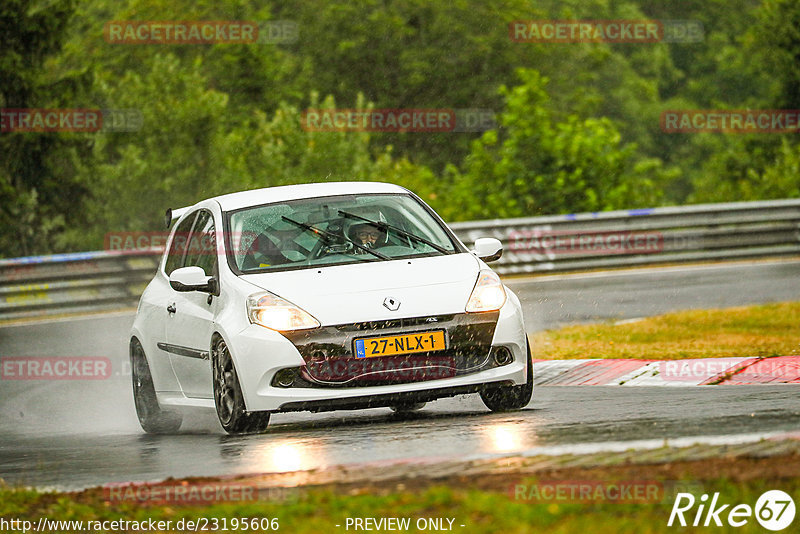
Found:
<box><xmin>210</xmin><ymin>182</ymin><xmax>409</xmax><ymax>211</ymax></box>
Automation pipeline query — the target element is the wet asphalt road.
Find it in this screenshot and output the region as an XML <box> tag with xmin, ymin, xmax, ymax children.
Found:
<box><xmin>1</xmin><ymin>260</ymin><xmax>798</xmax><ymax>489</ymax></box>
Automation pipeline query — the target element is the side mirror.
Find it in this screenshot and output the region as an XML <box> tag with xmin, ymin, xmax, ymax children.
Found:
<box><xmin>169</xmin><ymin>266</ymin><xmax>215</xmax><ymax>293</ymax></box>
<box><xmin>473</xmin><ymin>238</ymin><xmax>503</xmax><ymax>262</ymax></box>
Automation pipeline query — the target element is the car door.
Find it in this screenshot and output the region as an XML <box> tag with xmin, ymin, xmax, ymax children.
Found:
<box><xmin>148</xmin><ymin>211</ymin><xmax>199</xmax><ymax>392</ymax></box>
<box><xmin>165</xmin><ymin>209</ymin><xmax>219</xmax><ymax>398</ymax></box>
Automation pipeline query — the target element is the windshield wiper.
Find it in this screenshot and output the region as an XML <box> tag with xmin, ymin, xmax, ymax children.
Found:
<box><xmin>281</xmin><ymin>216</ymin><xmax>389</xmax><ymax>261</ymax></box>
<box><xmin>337</xmin><ymin>210</ymin><xmax>449</xmax><ymax>254</ymax></box>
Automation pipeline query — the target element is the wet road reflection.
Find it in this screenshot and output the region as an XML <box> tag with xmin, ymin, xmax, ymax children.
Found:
<box><xmin>2</xmin><ymin>262</ymin><xmax>800</xmax><ymax>490</ymax></box>
<box><xmin>1</xmin><ymin>381</ymin><xmax>798</xmax><ymax>490</ymax></box>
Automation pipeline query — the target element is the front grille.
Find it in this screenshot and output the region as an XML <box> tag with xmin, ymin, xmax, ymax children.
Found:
<box><xmin>335</xmin><ymin>315</ymin><xmax>455</xmax><ymax>332</ymax></box>
<box><xmin>281</xmin><ymin>312</ymin><xmax>500</xmax><ymax>387</ymax></box>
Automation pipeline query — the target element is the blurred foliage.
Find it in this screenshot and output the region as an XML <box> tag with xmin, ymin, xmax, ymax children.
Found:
<box><xmin>1</xmin><ymin>0</ymin><xmax>799</xmax><ymax>256</ymax></box>
<box><xmin>441</xmin><ymin>69</ymin><xmax>668</xmax><ymax>220</ymax></box>
<box><xmin>0</xmin><ymin>0</ymin><xmax>92</xmax><ymax>256</ymax></box>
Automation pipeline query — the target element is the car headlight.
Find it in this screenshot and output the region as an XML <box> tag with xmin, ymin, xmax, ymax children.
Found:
<box><xmin>465</xmin><ymin>270</ymin><xmax>506</xmax><ymax>313</ymax></box>
<box><xmin>246</xmin><ymin>291</ymin><xmax>320</xmax><ymax>331</ymax></box>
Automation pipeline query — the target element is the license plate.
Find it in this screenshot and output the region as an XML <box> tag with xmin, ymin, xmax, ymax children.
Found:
<box><xmin>354</xmin><ymin>330</ymin><xmax>447</xmax><ymax>358</ymax></box>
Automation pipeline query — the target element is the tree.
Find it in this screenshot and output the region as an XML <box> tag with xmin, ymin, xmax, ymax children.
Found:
<box><xmin>0</xmin><ymin>0</ymin><xmax>91</xmax><ymax>257</ymax></box>
<box><xmin>74</xmin><ymin>57</ymin><xmax>436</xmax><ymax>250</ymax></box>
<box><xmin>446</xmin><ymin>69</ymin><xmax>666</xmax><ymax>220</ymax></box>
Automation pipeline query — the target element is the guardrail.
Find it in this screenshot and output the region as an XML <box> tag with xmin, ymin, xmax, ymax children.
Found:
<box><xmin>1</xmin><ymin>199</ymin><xmax>799</xmax><ymax>319</ymax></box>
<box><xmin>454</xmin><ymin>198</ymin><xmax>800</xmax><ymax>274</ymax></box>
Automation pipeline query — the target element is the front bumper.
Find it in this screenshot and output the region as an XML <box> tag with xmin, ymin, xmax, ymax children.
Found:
<box><xmin>228</xmin><ymin>293</ymin><xmax>529</xmax><ymax>412</ymax></box>
<box><xmin>279</xmin><ymin>311</ymin><xmax>500</xmax><ymax>387</ymax></box>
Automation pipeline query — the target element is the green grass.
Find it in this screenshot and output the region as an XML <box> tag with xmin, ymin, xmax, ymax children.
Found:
<box><xmin>532</xmin><ymin>301</ymin><xmax>800</xmax><ymax>360</ymax></box>
<box><xmin>2</xmin><ymin>477</ymin><xmax>799</xmax><ymax>533</ymax></box>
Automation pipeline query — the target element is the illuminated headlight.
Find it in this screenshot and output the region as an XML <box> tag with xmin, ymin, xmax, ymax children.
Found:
<box><xmin>246</xmin><ymin>291</ymin><xmax>320</xmax><ymax>331</ymax></box>
<box><xmin>465</xmin><ymin>270</ymin><xmax>506</xmax><ymax>313</ymax></box>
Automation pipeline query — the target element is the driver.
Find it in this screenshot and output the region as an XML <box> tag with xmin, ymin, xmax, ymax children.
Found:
<box><xmin>348</xmin><ymin>222</ymin><xmax>386</xmax><ymax>252</ymax></box>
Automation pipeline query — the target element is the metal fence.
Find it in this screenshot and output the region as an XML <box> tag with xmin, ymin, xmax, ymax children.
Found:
<box><xmin>1</xmin><ymin>199</ymin><xmax>798</xmax><ymax>319</ymax></box>
<box><xmin>454</xmin><ymin>198</ymin><xmax>800</xmax><ymax>274</ymax></box>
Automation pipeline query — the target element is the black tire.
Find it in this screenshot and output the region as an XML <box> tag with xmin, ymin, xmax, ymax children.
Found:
<box><xmin>480</xmin><ymin>341</ymin><xmax>534</xmax><ymax>412</ymax></box>
<box><xmin>389</xmin><ymin>402</ymin><xmax>426</xmax><ymax>413</ymax></box>
<box><xmin>212</xmin><ymin>337</ymin><xmax>271</xmax><ymax>435</ymax></box>
<box><xmin>131</xmin><ymin>339</ymin><xmax>182</xmax><ymax>434</ymax></box>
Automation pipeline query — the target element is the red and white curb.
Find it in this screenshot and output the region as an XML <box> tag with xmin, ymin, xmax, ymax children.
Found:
<box><xmin>532</xmin><ymin>356</ymin><xmax>800</xmax><ymax>386</ymax></box>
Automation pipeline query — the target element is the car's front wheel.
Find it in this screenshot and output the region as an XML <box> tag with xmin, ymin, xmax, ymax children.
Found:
<box><xmin>212</xmin><ymin>337</ymin><xmax>271</xmax><ymax>434</ymax></box>
<box><xmin>131</xmin><ymin>339</ymin><xmax>182</xmax><ymax>434</ymax></box>
<box><xmin>480</xmin><ymin>341</ymin><xmax>534</xmax><ymax>412</ymax></box>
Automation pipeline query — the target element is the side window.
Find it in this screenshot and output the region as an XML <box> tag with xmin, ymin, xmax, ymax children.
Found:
<box><xmin>164</xmin><ymin>212</ymin><xmax>197</xmax><ymax>276</ymax></box>
<box><xmin>183</xmin><ymin>210</ymin><xmax>217</xmax><ymax>276</ymax></box>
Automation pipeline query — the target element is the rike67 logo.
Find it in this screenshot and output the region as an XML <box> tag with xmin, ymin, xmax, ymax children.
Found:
<box><xmin>668</xmin><ymin>490</ymin><xmax>796</xmax><ymax>530</ymax></box>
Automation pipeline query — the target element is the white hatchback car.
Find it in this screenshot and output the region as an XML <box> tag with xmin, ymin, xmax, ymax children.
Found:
<box><xmin>130</xmin><ymin>182</ymin><xmax>532</xmax><ymax>434</ymax></box>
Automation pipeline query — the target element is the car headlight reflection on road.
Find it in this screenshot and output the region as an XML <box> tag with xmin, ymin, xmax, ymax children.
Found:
<box><xmin>466</xmin><ymin>270</ymin><xmax>506</xmax><ymax>313</ymax></box>
<box><xmin>253</xmin><ymin>441</ymin><xmax>321</xmax><ymax>476</ymax></box>
<box><xmin>486</xmin><ymin>424</ymin><xmax>525</xmax><ymax>453</ymax></box>
<box><xmin>269</xmin><ymin>443</ymin><xmax>306</xmax><ymax>472</ymax></box>
<box><xmin>247</xmin><ymin>291</ymin><xmax>320</xmax><ymax>331</ymax></box>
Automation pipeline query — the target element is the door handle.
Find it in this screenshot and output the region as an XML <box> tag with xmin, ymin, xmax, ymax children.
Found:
<box><xmin>167</xmin><ymin>303</ymin><xmax>176</xmax><ymax>314</ymax></box>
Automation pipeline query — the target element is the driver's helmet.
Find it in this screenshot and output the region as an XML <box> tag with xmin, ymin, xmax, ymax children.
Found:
<box><xmin>343</xmin><ymin>211</ymin><xmax>389</xmax><ymax>249</ymax></box>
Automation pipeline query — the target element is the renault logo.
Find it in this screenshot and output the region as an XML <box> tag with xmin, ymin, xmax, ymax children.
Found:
<box><xmin>383</xmin><ymin>297</ymin><xmax>400</xmax><ymax>311</ymax></box>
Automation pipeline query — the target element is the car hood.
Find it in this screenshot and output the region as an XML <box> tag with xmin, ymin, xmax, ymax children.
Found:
<box><xmin>239</xmin><ymin>253</ymin><xmax>482</xmax><ymax>325</ymax></box>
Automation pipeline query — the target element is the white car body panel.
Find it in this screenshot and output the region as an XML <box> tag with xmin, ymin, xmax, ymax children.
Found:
<box><xmin>166</xmin><ymin>290</ymin><xmax>215</xmax><ymax>398</ymax></box>
<box><xmin>131</xmin><ymin>182</ymin><xmax>532</xmax><ymax>422</ymax></box>
<box><xmin>214</xmin><ymin>181</ymin><xmax>407</xmax><ymax>211</ymax></box>
<box><xmin>240</xmin><ymin>253</ymin><xmax>481</xmax><ymax>325</ymax></box>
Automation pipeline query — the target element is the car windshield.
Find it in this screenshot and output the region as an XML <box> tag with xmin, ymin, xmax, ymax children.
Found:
<box><xmin>227</xmin><ymin>193</ymin><xmax>458</xmax><ymax>273</ymax></box>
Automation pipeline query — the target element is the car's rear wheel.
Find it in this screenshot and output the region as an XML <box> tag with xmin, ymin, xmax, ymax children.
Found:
<box><xmin>131</xmin><ymin>339</ymin><xmax>182</xmax><ymax>434</ymax></box>
<box><xmin>480</xmin><ymin>341</ymin><xmax>534</xmax><ymax>412</ymax></box>
<box><xmin>389</xmin><ymin>402</ymin><xmax>426</xmax><ymax>413</ymax></box>
<box><xmin>212</xmin><ymin>337</ymin><xmax>271</xmax><ymax>434</ymax></box>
